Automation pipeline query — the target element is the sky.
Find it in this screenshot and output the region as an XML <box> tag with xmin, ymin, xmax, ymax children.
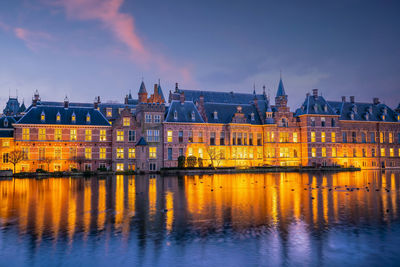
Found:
<box><xmin>0</xmin><ymin>0</ymin><xmax>400</xmax><ymax>111</ymax></box>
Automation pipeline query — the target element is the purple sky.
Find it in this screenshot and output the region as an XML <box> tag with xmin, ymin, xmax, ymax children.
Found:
<box><xmin>0</xmin><ymin>0</ymin><xmax>400</xmax><ymax>110</ymax></box>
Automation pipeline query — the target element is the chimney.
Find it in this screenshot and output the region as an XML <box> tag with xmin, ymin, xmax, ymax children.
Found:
<box><xmin>154</xmin><ymin>84</ymin><xmax>158</xmax><ymax>95</ymax></box>
<box><xmin>312</xmin><ymin>89</ymin><xmax>318</xmax><ymax>98</ymax></box>
<box><xmin>341</xmin><ymin>96</ymin><xmax>346</xmax><ymax>102</ymax></box>
<box><xmin>373</xmin><ymin>97</ymin><xmax>380</xmax><ymax>105</ymax></box>
<box><xmin>350</xmin><ymin>96</ymin><xmax>355</xmax><ymax>103</ymax></box>
<box><xmin>94</xmin><ymin>97</ymin><xmax>99</xmax><ymax>109</ymax></box>
<box><xmin>180</xmin><ymin>91</ymin><xmax>185</xmax><ymax>104</ymax></box>
<box><xmin>32</xmin><ymin>90</ymin><xmax>40</xmax><ymax>107</ymax></box>
<box><xmin>175</xmin><ymin>82</ymin><xmax>179</xmax><ymax>92</ymax></box>
<box><xmin>124</xmin><ymin>94</ymin><xmax>129</xmax><ymax>104</ymax></box>
<box><xmin>64</xmin><ymin>96</ymin><xmax>69</xmax><ymax>109</ymax></box>
<box><xmin>306</xmin><ymin>93</ymin><xmax>310</xmax><ymax>97</ymax></box>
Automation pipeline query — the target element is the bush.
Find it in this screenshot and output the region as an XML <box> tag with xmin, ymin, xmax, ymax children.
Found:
<box><xmin>197</xmin><ymin>157</ymin><xmax>203</xmax><ymax>168</ymax></box>
<box><xmin>178</xmin><ymin>156</ymin><xmax>186</xmax><ymax>168</ymax></box>
<box><xmin>187</xmin><ymin>156</ymin><xmax>197</xmax><ymax>168</ymax></box>
<box><xmin>71</xmin><ymin>168</ymin><xmax>79</xmax><ymax>172</ymax></box>
<box><xmin>97</xmin><ymin>167</ymin><xmax>107</xmax><ymax>172</ymax></box>
<box><xmin>35</xmin><ymin>168</ymin><xmax>47</xmax><ymax>173</ymax></box>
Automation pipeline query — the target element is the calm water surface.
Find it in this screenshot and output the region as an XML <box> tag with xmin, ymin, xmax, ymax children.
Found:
<box><xmin>1</xmin><ymin>171</ymin><xmax>400</xmax><ymax>266</ymax></box>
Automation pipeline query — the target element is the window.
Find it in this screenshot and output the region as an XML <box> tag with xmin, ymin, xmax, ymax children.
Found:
<box><xmin>322</xmin><ymin>147</ymin><xmax>326</xmax><ymax>157</ymax></box>
<box><xmin>22</xmin><ymin>128</ymin><xmax>30</xmax><ymax>140</ymax></box>
<box><xmin>129</xmin><ymin>148</ymin><xmax>135</xmax><ymax>158</ymax></box>
<box><xmin>70</xmin><ymin>129</ymin><xmax>77</xmax><ymax>141</ymax></box>
<box><xmin>2</xmin><ymin>153</ymin><xmax>9</xmax><ymax>163</ymax></box>
<box><xmin>279</xmin><ymin>147</ymin><xmax>289</xmax><ymax>158</ymax></box>
<box><xmin>361</xmin><ymin>132</ymin><xmax>366</xmax><ymax>143</ymax></box>
<box><xmin>389</xmin><ymin>132</ymin><xmax>393</xmax><ymax>143</ymax></box>
<box><xmin>244</xmin><ymin>133</ymin><xmax>248</xmax><ymax>145</ymax></box>
<box><xmin>220</xmin><ymin>132</ymin><xmax>225</xmax><ymax>145</ymax></box>
<box><xmin>380</xmin><ymin>132</ymin><xmax>384</xmax><ymax>143</ymax></box>
<box><xmin>279</xmin><ymin>132</ymin><xmax>289</xmax><ymax>143</ymax></box>
<box><xmin>38</xmin><ymin>128</ymin><xmax>46</xmax><ymax>140</ymax></box>
<box><xmin>331</xmin><ymin>118</ymin><xmax>336</xmax><ymax>127</ymax></box>
<box><xmin>85</xmin><ymin>148</ymin><xmax>92</xmax><ymax>159</ymax></box>
<box><xmin>198</xmin><ymin>132</ymin><xmax>203</xmax><ymax>143</ymax></box>
<box><xmin>154</xmin><ymin>130</ymin><xmax>160</xmax><ymax>142</ymax></box>
<box><xmin>154</xmin><ymin>115</ymin><xmax>161</xmax><ymax>123</ymax></box>
<box><xmin>188</xmin><ymin>131</ymin><xmax>193</xmax><ymax>142</ymax></box>
<box><xmin>372</xmin><ymin>148</ymin><xmax>375</xmax><ymax>157</ymax></box>
<box><xmin>145</xmin><ymin>114</ymin><xmax>152</xmax><ymax>123</ymax></box>
<box><xmin>232</xmin><ymin>133</ymin><xmax>236</xmax><ymax>145</ymax></box>
<box><xmin>71</xmin><ymin>113</ymin><xmax>76</xmax><ymax>123</ymax></box>
<box><xmin>353</xmin><ymin>148</ymin><xmax>357</xmax><ymax>157</ymax></box>
<box><xmin>116</xmin><ymin>148</ymin><xmax>124</xmax><ymax>159</ymax></box>
<box><xmin>174</xmin><ymin>111</ymin><xmax>178</xmax><ymax>120</ymax></box>
<box><xmin>293</xmin><ymin>149</ymin><xmax>298</xmax><ymax>158</ymax></box>
<box><xmin>331</xmin><ymin>132</ymin><xmax>336</xmax><ymax>143</ymax></box>
<box><xmin>2</xmin><ymin>140</ymin><xmax>9</xmax><ymax>147</ymax></box>
<box><xmin>321</xmin><ymin>132</ymin><xmax>326</xmax><ymax>142</ymax></box>
<box><xmin>311</xmin><ymin>148</ymin><xmax>316</xmax><ymax>158</ymax></box>
<box><xmin>85</xmin><ymin>130</ymin><xmax>92</xmax><ymax>141</ymax></box>
<box><xmin>117</xmin><ymin>130</ymin><xmax>124</xmax><ymax>141</ymax></box>
<box><xmin>321</xmin><ymin>117</ymin><xmax>326</xmax><ymax>127</ymax></box>
<box><xmin>149</xmin><ymin>163</ymin><xmax>157</xmax><ymax>171</ymax></box>
<box><xmin>311</xmin><ymin>132</ymin><xmax>316</xmax><ymax>142</ymax></box>
<box><xmin>398</xmin><ymin>133</ymin><xmax>400</xmax><ymax>144</ymax></box>
<box><xmin>293</xmin><ymin>133</ymin><xmax>298</xmax><ymax>143</ymax></box>
<box><xmin>168</xmin><ymin>148</ymin><xmax>172</xmax><ymax>160</ymax></box>
<box><xmin>257</xmin><ymin>133</ymin><xmax>262</xmax><ymax>146</ymax></box>
<box><xmin>237</xmin><ymin>133</ymin><xmax>242</xmax><ymax>145</ymax></box>
<box><xmin>362</xmin><ymin>148</ymin><xmax>366</xmax><ymax>157</ymax></box>
<box><xmin>380</xmin><ymin>148</ymin><xmax>385</xmax><ymax>157</ymax></box>
<box><xmin>41</xmin><ymin>112</ymin><xmax>45</xmax><ymax>122</ymax></box>
<box><xmin>210</xmin><ymin>132</ymin><xmax>216</xmax><ymax>145</ymax></box>
<box><xmin>123</xmin><ymin>117</ymin><xmax>130</xmax><ymax>126</ymax></box>
<box><xmin>198</xmin><ymin>148</ymin><xmax>203</xmax><ymax>158</ymax></box>
<box><xmin>116</xmin><ymin>163</ymin><xmax>124</xmax><ymax>171</ymax></box>
<box><xmin>22</xmin><ymin>148</ymin><xmax>29</xmax><ymax>160</ymax></box>
<box><xmin>342</xmin><ymin>132</ymin><xmax>347</xmax><ymax>143</ymax></box>
<box><xmin>149</xmin><ymin>147</ymin><xmax>157</xmax><ymax>159</ymax></box>
<box><xmin>179</xmin><ymin>148</ymin><xmax>183</xmax><ymax>156</ymax></box>
<box><xmin>69</xmin><ymin>147</ymin><xmax>76</xmax><ymax>159</ymax></box>
<box><xmin>370</xmin><ymin>132</ymin><xmax>375</xmax><ymax>143</ymax></box>
<box><xmin>390</xmin><ymin>148</ymin><xmax>394</xmax><ymax>157</ymax></box>
<box><xmin>128</xmin><ymin>130</ymin><xmax>135</xmax><ymax>142</ymax></box>
<box><xmin>100</xmin><ymin>130</ymin><xmax>107</xmax><ymax>141</ymax></box>
<box><xmin>251</xmin><ymin>113</ymin><xmax>255</xmax><ymax>121</ymax></box>
<box><xmin>56</xmin><ymin>113</ymin><xmax>61</xmax><ymax>122</ymax></box>
<box><xmin>311</xmin><ymin>117</ymin><xmax>315</xmax><ymax>126</ymax></box>
<box><xmin>99</xmin><ymin>147</ymin><xmax>106</xmax><ymax>159</ymax></box>
<box><xmin>332</xmin><ymin>147</ymin><xmax>337</xmax><ymax>157</ymax></box>
<box><xmin>188</xmin><ymin>147</ymin><xmax>193</xmax><ymax>156</ymax></box>
<box><xmin>191</xmin><ymin>111</ymin><xmax>196</xmax><ymax>121</ymax></box>
<box><xmin>55</xmin><ymin>129</ymin><xmax>62</xmax><ymax>141</ymax></box>
<box><xmin>352</xmin><ymin>132</ymin><xmax>357</xmax><ymax>143</ymax></box>
<box><xmin>54</xmin><ymin>147</ymin><xmax>62</xmax><ymax>159</ymax></box>
<box><xmin>178</xmin><ymin>131</ymin><xmax>183</xmax><ymax>143</ymax></box>
<box><xmin>167</xmin><ymin>131</ymin><xmax>173</xmax><ymax>142</ymax></box>
<box><xmin>106</xmin><ymin>108</ymin><xmax>112</xmax><ymax>117</ymax></box>
<box><xmin>86</xmin><ymin>114</ymin><xmax>91</xmax><ymax>123</ymax></box>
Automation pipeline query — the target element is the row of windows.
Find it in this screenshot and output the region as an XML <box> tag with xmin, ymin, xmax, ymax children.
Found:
<box><xmin>166</xmin><ymin>147</ymin><xmax>264</xmax><ymax>160</ymax></box>
<box><xmin>21</xmin><ymin>128</ymin><xmax>107</xmax><ymax>141</ymax></box>
<box><xmin>145</xmin><ymin>114</ymin><xmax>162</xmax><ymax>123</ymax></box>
<box><xmin>4</xmin><ymin>147</ymin><xmax>109</xmax><ymax>161</ymax></box>
<box><xmin>310</xmin><ymin>132</ymin><xmax>336</xmax><ymax>143</ymax></box>
<box><xmin>40</xmin><ymin>112</ymin><xmax>90</xmax><ymax>123</ymax></box>
<box><xmin>116</xmin><ymin>130</ymin><xmax>136</xmax><ymax>142</ymax></box>
<box><xmin>310</xmin><ymin>147</ymin><xmax>400</xmax><ymax>158</ymax></box>
<box><xmin>116</xmin><ymin>147</ymin><xmax>157</xmax><ymax>159</ymax></box>
<box><xmin>342</xmin><ymin>132</ymin><xmax>400</xmax><ymax>144</ymax></box>
<box><xmin>310</xmin><ymin>117</ymin><xmax>336</xmax><ymax>127</ymax></box>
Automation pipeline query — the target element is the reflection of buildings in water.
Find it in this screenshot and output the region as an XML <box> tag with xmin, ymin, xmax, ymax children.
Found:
<box><xmin>0</xmin><ymin>171</ymin><xmax>399</xmax><ymax>251</ymax></box>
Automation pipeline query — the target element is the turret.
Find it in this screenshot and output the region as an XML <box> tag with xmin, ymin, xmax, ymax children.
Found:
<box><xmin>138</xmin><ymin>81</ymin><xmax>148</xmax><ymax>103</ymax></box>
<box><xmin>275</xmin><ymin>77</ymin><xmax>288</xmax><ymax>108</ymax></box>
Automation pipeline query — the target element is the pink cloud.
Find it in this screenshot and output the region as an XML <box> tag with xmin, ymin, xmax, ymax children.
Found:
<box><xmin>14</xmin><ymin>27</ymin><xmax>54</xmax><ymax>52</ymax></box>
<box><xmin>45</xmin><ymin>0</ymin><xmax>193</xmax><ymax>84</ymax></box>
<box><xmin>0</xmin><ymin>20</ymin><xmax>10</xmax><ymax>31</ymax></box>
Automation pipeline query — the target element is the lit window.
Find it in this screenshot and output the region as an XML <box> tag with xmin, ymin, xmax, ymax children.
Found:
<box><xmin>279</xmin><ymin>147</ymin><xmax>289</xmax><ymax>158</ymax></box>
<box><xmin>166</xmin><ymin>130</ymin><xmax>172</xmax><ymax>142</ymax></box>
<box><xmin>69</xmin><ymin>147</ymin><xmax>76</xmax><ymax>159</ymax></box>
<box><xmin>116</xmin><ymin>163</ymin><xmax>124</xmax><ymax>171</ymax></box>
<box><xmin>55</xmin><ymin>129</ymin><xmax>62</xmax><ymax>140</ymax></box>
<box><xmin>99</xmin><ymin>147</ymin><xmax>106</xmax><ymax>159</ymax></box>
<box><xmin>116</xmin><ymin>148</ymin><xmax>124</xmax><ymax>159</ymax></box>
<box><xmin>106</xmin><ymin>108</ymin><xmax>112</xmax><ymax>117</ymax></box>
<box><xmin>321</xmin><ymin>132</ymin><xmax>326</xmax><ymax>142</ymax></box>
<box><xmin>129</xmin><ymin>148</ymin><xmax>135</xmax><ymax>158</ymax></box>
<box><xmin>100</xmin><ymin>130</ymin><xmax>106</xmax><ymax>141</ymax></box>
<box><xmin>188</xmin><ymin>147</ymin><xmax>193</xmax><ymax>156</ymax></box>
<box><xmin>39</xmin><ymin>148</ymin><xmax>45</xmax><ymax>160</ymax></box>
<box><xmin>145</xmin><ymin>114</ymin><xmax>152</xmax><ymax>123</ymax></box>
<box><xmin>70</xmin><ymin>129</ymin><xmax>77</xmax><ymax>141</ymax></box>
<box><xmin>389</xmin><ymin>132</ymin><xmax>393</xmax><ymax>143</ymax></box>
<box><xmin>85</xmin><ymin>130</ymin><xmax>92</xmax><ymax>141</ymax></box>
<box><xmin>331</xmin><ymin>132</ymin><xmax>336</xmax><ymax>143</ymax></box>
<box><xmin>38</xmin><ymin>128</ymin><xmax>46</xmax><ymax>140</ymax></box>
<box><xmin>149</xmin><ymin>147</ymin><xmax>157</xmax><ymax>159</ymax></box>
<box><xmin>311</xmin><ymin>132</ymin><xmax>316</xmax><ymax>142</ymax></box>
<box><xmin>322</xmin><ymin>147</ymin><xmax>326</xmax><ymax>157</ymax></box>
<box><xmin>41</xmin><ymin>112</ymin><xmax>45</xmax><ymax>122</ymax></box>
<box><xmin>71</xmin><ymin>113</ymin><xmax>76</xmax><ymax>123</ymax></box>
<box><xmin>86</xmin><ymin>113</ymin><xmax>91</xmax><ymax>123</ymax></box>
<box><xmin>123</xmin><ymin>117</ymin><xmax>130</xmax><ymax>126</ymax></box>
<box><xmin>198</xmin><ymin>131</ymin><xmax>203</xmax><ymax>143</ymax></box>
<box><xmin>198</xmin><ymin>148</ymin><xmax>203</xmax><ymax>158</ymax></box>
<box><xmin>332</xmin><ymin>147</ymin><xmax>337</xmax><ymax>157</ymax></box>
<box><xmin>390</xmin><ymin>148</ymin><xmax>394</xmax><ymax>157</ymax></box>
<box><xmin>22</xmin><ymin>128</ymin><xmax>30</xmax><ymax>140</ymax></box>
<box><xmin>56</xmin><ymin>112</ymin><xmax>61</xmax><ymax>122</ymax></box>
<box><xmin>154</xmin><ymin>115</ymin><xmax>161</xmax><ymax>123</ymax></box>
<box><xmin>54</xmin><ymin>147</ymin><xmax>62</xmax><ymax>159</ymax></box>
<box><xmin>380</xmin><ymin>148</ymin><xmax>385</xmax><ymax>157</ymax></box>
<box><xmin>311</xmin><ymin>148</ymin><xmax>316</xmax><ymax>158</ymax></box>
<box><xmin>117</xmin><ymin>130</ymin><xmax>124</xmax><ymax>141</ymax></box>
<box><xmin>293</xmin><ymin>133</ymin><xmax>298</xmax><ymax>143</ymax></box>
<box><xmin>380</xmin><ymin>132</ymin><xmax>384</xmax><ymax>143</ymax></box>
<box><xmin>188</xmin><ymin>131</ymin><xmax>193</xmax><ymax>142</ymax></box>
<box><xmin>85</xmin><ymin>148</ymin><xmax>92</xmax><ymax>159</ymax></box>
<box><xmin>3</xmin><ymin>153</ymin><xmax>9</xmax><ymax>163</ymax></box>
<box><xmin>2</xmin><ymin>140</ymin><xmax>10</xmax><ymax>147</ymax></box>
<box><xmin>22</xmin><ymin>148</ymin><xmax>29</xmax><ymax>160</ymax></box>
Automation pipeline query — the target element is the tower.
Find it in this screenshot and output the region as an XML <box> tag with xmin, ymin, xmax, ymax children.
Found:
<box><xmin>138</xmin><ymin>81</ymin><xmax>148</xmax><ymax>103</ymax></box>
<box><xmin>275</xmin><ymin>77</ymin><xmax>288</xmax><ymax>108</ymax></box>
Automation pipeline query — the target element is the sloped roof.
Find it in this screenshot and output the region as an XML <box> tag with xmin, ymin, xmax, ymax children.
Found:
<box><xmin>157</xmin><ymin>83</ymin><xmax>165</xmax><ymax>101</ymax></box>
<box><xmin>165</xmin><ymin>101</ymin><xmax>204</xmax><ymax>123</ymax></box>
<box><xmin>204</xmin><ymin>102</ymin><xmax>263</xmax><ymax>124</ymax></box>
<box><xmin>295</xmin><ymin>95</ymin><xmax>337</xmax><ymax>116</ymax></box>
<box><xmin>326</xmin><ymin>101</ymin><xmax>400</xmax><ymax>122</ymax></box>
<box><xmin>17</xmin><ymin>106</ymin><xmax>111</xmax><ymax>126</ymax></box>
<box><xmin>276</xmin><ymin>78</ymin><xmax>286</xmax><ymax>97</ymax></box>
<box><xmin>136</xmin><ymin>137</ymin><xmax>148</xmax><ymax>146</ymax></box>
<box><xmin>0</xmin><ymin>116</ymin><xmax>16</xmax><ymax>129</ymax></box>
<box><xmin>177</xmin><ymin>89</ymin><xmax>267</xmax><ymax>104</ymax></box>
<box><xmin>139</xmin><ymin>81</ymin><xmax>147</xmax><ymax>94</ymax></box>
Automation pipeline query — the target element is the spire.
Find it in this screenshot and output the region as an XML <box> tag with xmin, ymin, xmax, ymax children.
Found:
<box><xmin>253</xmin><ymin>83</ymin><xmax>256</xmax><ymax>96</ymax></box>
<box><xmin>276</xmin><ymin>77</ymin><xmax>286</xmax><ymax>97</ymax></box>
<box><xmin>157</xmin><ymin>79</ymin><xmax>165</xmax><ymax>101</ymax></box>
<box><xmin>139</xmin><ymin>81</ymin><xmax>147</xmax><ymax>94</ymax></box>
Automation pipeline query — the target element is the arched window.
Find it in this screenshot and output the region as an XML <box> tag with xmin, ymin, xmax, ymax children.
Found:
<box><xmin>71</xmin><ymin>112</ymin><xmax>76</xmax><ymax>123</ymax></box>
<box><xmin>174</xmin><ymin>110</ymin><xmax>178</xmax><ymax>120</ymax></box>
<box><xmin>41</xmin><ymin>111</ymin><xmax>45</xmax><ymax>122</ymax></box>
<box><xmin>191</xmin><ymin>111</ymin><xmax>195</xmax><ymax>121</ymax></box>
<box><xmin>281</xmin><ymin>118</ymin><xmax>288</xmax><ymax>127</ymax></box>
<box><xmin>86</xmin><ymin>113</ymin><xmax>91</xmax><ymax>123</ymax></box>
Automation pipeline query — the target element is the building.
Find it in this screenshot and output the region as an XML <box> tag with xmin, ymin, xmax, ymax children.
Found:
<box><xmin>1</xmin><ymin>77</ymin><xmax>400</xmax><ymax>172</ymax></box>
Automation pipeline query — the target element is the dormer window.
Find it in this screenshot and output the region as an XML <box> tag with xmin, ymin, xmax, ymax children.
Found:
<box><xmin>350</xmin><ymin>112</ymin><xmax>354</xmax><ymax>120</ymax></box>
<box><xmin>174</xmin><ymin>110</ymin><xmax>178</xmax><ymax>120</ymax></box>
<box><xmin>106</xmin><ymin>108</ymin><xmax>112</xmax><ymax>117</ymax></box>
<box><xmin>368</xmin><ymin>106</ymin><xmax>373</xmax><ymax>114</ymax></box>
<box><xmin>365</xmin><ymin>113</ymin><xmax>369</xmax><ymax>121</ymax></box>
<box><xmin>86</xmin><ymin>113</ymin><xmax>91</xmax><ymax>123</ymax></box>
<box><xmin>313</xmin><ymin>104</ymin><xmax>318</xmax><ymax>112</ymax></box>
<box><xmin>351</xmin><ymin>104</ymin><xmax>357</xmax><ymax>113</ymax></box>
<box><xmin>251</xmin><ymin>113</ymin><xmax>255</xmax><ymax>121</ymax></box>
<box><xmin>383</xmin><ymin>107</ymin><xmax>387</xmax><ymax>115</ymax></box>
<box><xmin>191</xmin><ymin>111</ymin><xmax>196</xmax><ymax>121</ymax></box>
<box><xmin>382</xmin><ymin>114</ymin><xmax>386</xmax><ymax>121</ymax></box>
<box><xmin>397</xmin><ymin>115</ymin><xmax>400</xmax><ymax>121</ymax></box>
<box><xmin>4</xmin><ymin>118</ymin><xmax>8</xmax><ymax>127</ymax></box>
<box><xmin>213</xmin><ymin>111</ymin><xmax>218</xmax><ymax>120</ymax></box>
<box><xmin>41</xmin><ymin>111</ymin><xmax>45</xmax><ymax>122</ymax></box>
<box><xmin>324</xmin><ymin>105</ymin><xmax>328</xmax><ymax>112</ymax></box>
<box><xmin>56</xmin><ymin>112</ymin><xmax>61</xmax><ymax>122</ymax></box>
<box><xmin>71</xmin><ymin>112</ymin><xmax>76</xmax><ymax>123</ymax></box>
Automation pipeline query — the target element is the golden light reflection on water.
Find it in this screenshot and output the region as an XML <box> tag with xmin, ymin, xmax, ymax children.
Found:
<box><xmin>0</xmin><ymin>171</ymin><xmax>399</xmax><ymax>245</ymax></box>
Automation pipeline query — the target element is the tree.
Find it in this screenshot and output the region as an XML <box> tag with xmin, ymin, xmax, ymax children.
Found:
<box><xmin>41</xmin><ymin>156</ymin><xmax>53</xmax><ymax>171</ymax></box>
<box><xmin>178</xmin><ymin>156</ymin><xmax>186</xmax><ymax>168</ymax></box>
<box><xmin>205</xmin><ymin>146</ymin><xmax>223</xmax><ymax>168</ymax></box>
<box><xmin>72</xmin><ymin>155</ymin><xmax>85</xmax><ymax>171</ymax></box>
<box><xmin>198</xmin><ymin>157</ymin><xmax>203</xmax><ymax>168</ymax></box>
<box><xmin>9</xmin><ymin>150</ymin><xmax>24</xmax><ymax>174</ymax></box>
<box><xmin>186</xmin><ymin>156</ymin><xmax>197</xmax><ymax>168</ymax></box>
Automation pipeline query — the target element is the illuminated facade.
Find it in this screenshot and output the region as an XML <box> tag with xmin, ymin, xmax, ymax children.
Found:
<box><xmin>1</xmin><ymin>78</ymin><xmax>400</xmax><ymax>172</ymax></box>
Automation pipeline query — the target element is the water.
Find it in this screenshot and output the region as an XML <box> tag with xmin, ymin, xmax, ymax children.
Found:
<box><xmin>1</xmin><ymin>171</ymin><xmax>400</xmax><ymax>267</ymax></box>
